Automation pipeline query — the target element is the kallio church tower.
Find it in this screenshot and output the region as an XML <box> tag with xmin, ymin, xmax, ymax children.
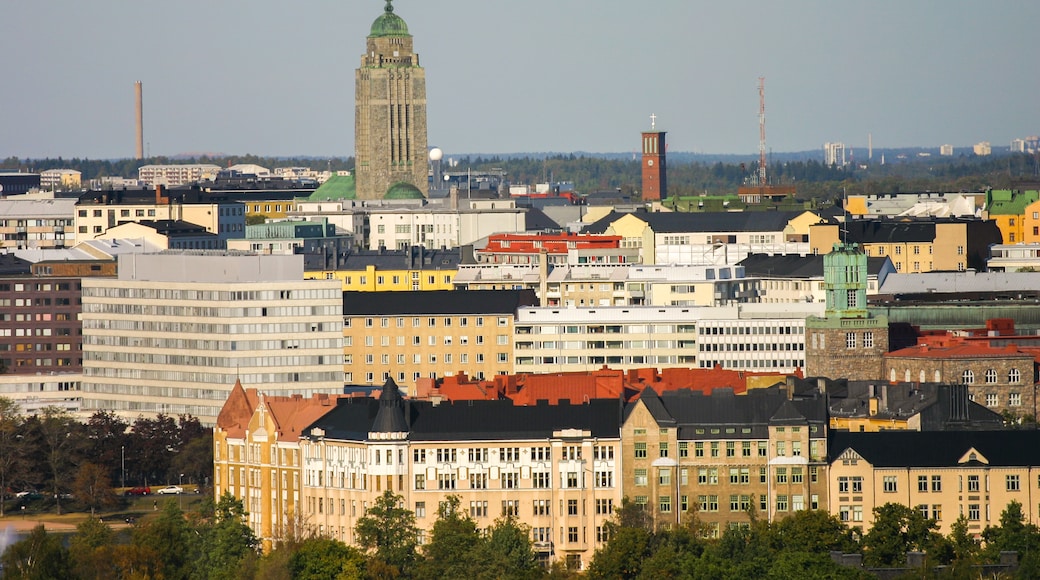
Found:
<box><xmin>355</xmin><ymin>0</ymin><xmax>429</xmax><ymax>200</ymax></box>
<box><xmin>805</xmin><ymin>243</ymin><xmax>889</xmax><ymax>380</ymax></box>
<box><xmin>640</xmin><ymin>114</ymin><xmax>667</xmax><ymax>201</ymax></box>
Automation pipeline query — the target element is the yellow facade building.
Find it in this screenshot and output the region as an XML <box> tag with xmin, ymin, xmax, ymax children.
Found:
<box><xmin>305</xmin><ymin>246</ymin><xmax>462</xmax><ymax>291</ymax></box>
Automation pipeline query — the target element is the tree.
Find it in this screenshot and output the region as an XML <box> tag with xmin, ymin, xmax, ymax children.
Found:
<box><xmin>354</xmin><ymin>490</ymin><xmax>419</xmax><ymax>577</ymax></box>
<box><xmin>586</xmin><ymin>498</ymin><xmax>656</xmax><ymax>580</ymax></box>
<box><xmin>171</xmin><ymin>434</ymin><xmax>213</xmax><ymax>489</ymax></box>
<box><xmin>72</xmin><ymin>462</ymin><xmax>119</xmax><ymax>516</ymax></box>
<box><xmin>0</xmin><ymin>397</ymin><xmax>25</xmax><ymax>516</ymax></box>
<box><xmin>982</xmin><ymin>500</ymin><xmax>1040</xmax><ymax>574</ymax></box>
<box><xmin>37</xmin><ymin>406</ymin><xmax>82</xmax><ymax>515</ymax></box>
<box><xmin>947</xmin><ymin>514</ymin><xmax>980</xmax><ymax>578</ymax></box>
<box><xmin>0</xmin><ymin>524</ymin><xmax>72</xmax><ymax>579</ymax></box>
<box><xmin>481</xmin><ymin>515</ymin><xmax>541</xmax><ymax>580</ymax></box>
<box><xmin>68</xmin><ymin>517</ymin><xmax>116</xmax><ymax>580</ymax></box>
<box><xmin>417</xmin><ymin>495</ymin><xmax>482</xmax><ymax>579</ymax></box>
<box><xmin>84</xmin><ymin>410</ymin><xmax>129</xmax><ymax>486</ymax></box>
<box><xmin>768</xmin><ymin>509</ymin><xmax>858</xmax><ymax>555</ymax></box>
<box><xmin>289</xmin><ymin>537</ymin><xmax>367</xmax><ymax>580</ymax></box>
<box><xmin>199</xmin><ymin>493</ymin><xmax>262</xmax><ymax>580</ymax></box>
<box><xmin>128</xmin><ymin>413</ymin><xmax>179</xmax><ymax>485</ymax></box>
<box><xmin>861</xmin><ymin>503</ymin><xmax>944</xmax><ymax>567</ymax></box>
<box><xmin>131</xmin><ymin>500</ymin><xmax>195</xmax><ymax>579</ymax></box>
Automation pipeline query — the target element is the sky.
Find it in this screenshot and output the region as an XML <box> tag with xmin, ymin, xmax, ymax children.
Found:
<box><xmin>3</xmin><ymin>1</ymin><xmax>1038</xmax><ymax>160</ymax></box>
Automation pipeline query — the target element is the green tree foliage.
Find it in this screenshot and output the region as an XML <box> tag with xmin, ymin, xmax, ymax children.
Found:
<box><xmin>416</xmin><ymin>495</ymin><xmax>481</xmax><ymax>579</ymax></box>
<box><xmin>131</xmin><ymin>500</ymin><xmax>196</xmax><ymax>579</ymax></box>
<box><xmin>480</xmin><ymin>515</ymin><xmax>542</xmax><ymax>580</ymax></box>
<box><xmin>861</xmin><ymin>503</ymin><xmax>948</xmax><ymax>568</ymax></box>
<box><xmin>354</xmin><ymin>490</ymin><xmax>419</xmax><ymax>577</ymax></box>
<box><xmin>0</xmin><ymin>397</ymin><xmax>25</xmax><ymax>516</ymax></box>
<box><xmin>982</xmin><ymin>500</ymin><xmax>1040</xmax><ymax>575</ymax></box>
<box><xmin>36</xmin><ymin>406</ymin><xmax>83</xmax><ymax>515</ymax></box>
<box><xmin>768</xmin><ymin>508</ymin><xmax>859</xmax><ymax>554</ymax></box>
<box><xmin>198</xmin><ymin>493</ymin><xmax>262</xmax><ymax>580</ymax></box>
<box><xmin>288</xmin><ymin>536</ymin><xmax>367</xmax><ymax>580</ymax></box>
<box><xmin>84</xmin><ymin>410</ymin><xmax>129</xmax><ymax>487</ymax></box>
<box><xmin>68</xmin><ymin>517</ymin><xmax>116</xmax><ymax>580</ymax></box>
<box><xmin>0</xmin><ymin>524</ymin><xmax>72</xmax><ymax>580</ymax></box>
<box><xmin>72</xmin><ymin>461</ymin><xmax>119</xmax><ymax>517</ymax></box>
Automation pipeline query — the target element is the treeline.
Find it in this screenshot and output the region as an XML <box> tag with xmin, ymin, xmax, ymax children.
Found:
<box><xmin>9</xmin><ymin>490</ymin><xmax>1040</xmax><ymax>579</ymax></box>
<box><xmin>0</xmin><ymin>155</ymin><xmax>355</xmax><ymax>182</ymax></box>
<box><xmin>0</xmin><ymin>399</ymin><xmax>211</xmax><ymax>516</ymax></box>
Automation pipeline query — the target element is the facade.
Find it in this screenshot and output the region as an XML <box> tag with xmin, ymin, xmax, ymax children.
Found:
<box><xmin>355</xmin><ymin>1</ymin><xmax>428</xmax><ymax>199</ymax></box>
<box><xmin>227</xmin><ymin>219</ymin><xmax>353</xmax><ymax>256</ymax></box>
<box><xmin>0</xmin><ymin>373</ymin><xmax>82</xmax><ymax>414</ymax></box>
<box><xmin>304</xmin><ymin>246</ymin><xmax>461</xmax><ymax>291</ymax></box>
<box><xmin>844</xmin><ymin>192</ymin><xmax>982</xmax><ymax>219</ymax></box>
<box><xmin>367</xmin><ymin>200</ymin><xmax>526</xmax><ymax>250</ymax></box>
<box><xmin>809</xmin><ymin>218</ymin><xmax>1003</xmax><ymax>273</ymax></box>
<box><xmin>341</xmin><ymin>290</ymin><xmax>538</xmax><ymax>393</ymax></box>
<box><xmin>138</xmin><ymin>164</ymin><xmax>221</xmax><ymax>186</ymax></box>
<box><xmin>475</xmin><ymin>232</ymin><xmax>630</xmax><ymax>265</ymax></box>
<box><xmin>513</xmin><ymin>303</ymin><xmax>819</xmax><ymax>375</ymax></box>
<box><xmin>882</xmin><ymin>342</ymin><xmax>1037</xmax><ymax>417</ymax></box>
<box><xmin>296</xmin><ymin>381</ymin><xmax>621</xmax><ymax>569</ymax></box>
<box><xmin>988</xmin><ymin>243</ymin><xmax>1040</xmax><ymax>272</ymax></box>
<box><xmin>739</xmin><ymin>253</ymin><xmax>895</xmax><ymax>305</ymax></box>
<box><xmin>973</xmin><ymin>142</ymin><xmax>992</xmax><ymax>156</ymax></box>
<box><xmin>641</xmin><ymin>129</ymin><xmax>667</xmax><ymax>201</ymax></box>
<box><xmin>824</xmin><ymin>142</ymin><xmax>846</xmax><ymax>166</ymax></box>
<box><xmin>622</xmin><ymin>386</ymin><xmax>829</xmax><ymax>535</ymax></box>
<box><xmin>214</xmin><ymin>381</ymin><xmax>344</xmax><ymax>551</ymax></box>
<box><xmin>80</xmin><ymin>253</ymin><xmax>345</xmax><ymax>424</ymax></box>
<box><xmin>0</xmin><ymin>272</ymin><xmax>84</xmax><ymax>374</ymax></box>
<box><xmin>0</xmin><ymin>197</ymin><xmax>77</xmax><ymax>250</ymax></box>
<box><xmin>985</xmin><ymin>189</ymin><xmax>1039</xmax><ymax>244</ymax></box>
<box><xmin>98</xmin><ymin>220</ymin><xmax>221</xmax><ymax>250</ymax></box>
<box><xmin>242</xmin><ymin>199</ymin><xmax>301</xmax><ymax>221</ymax></box>
<box><xmin>75</xmin><ymin>189</ymin><xmax>245</xmax><ymax>246</ymax></box>
<box><xmin>39</xmin><ymin>169</ymin><xmax>82</xmax><ymax>191</ymax></box>
<box><xmin>805</xmin><ymin>244</ymin><xmax>890</xmax><ymax>381</ymax></box>
<box><xmin>828</xmin><ymin>431</ymin><xmax>1040</xmax><ymax>535</ymax></box>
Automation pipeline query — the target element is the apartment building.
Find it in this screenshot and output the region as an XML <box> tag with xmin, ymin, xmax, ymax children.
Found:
<box><xmin>0</xmin><ymin>197</ymin><xmax>77</xmax><ymax>250</ymax></box>
<box><xmin>227</xmin><ymin>219</ymin><xmax>352</xmax><ymax>256</ymax></box>
<box><xmin>304</xmin><ymin>246</ymin><xmax>462</xmax><ymax>291</ymax></box>
<box><xmin>138</xmin><ymin>164</ymin><xmax>221</xmax><ymax>186</ymax></box>
<box><xmin>295</xmin><ymin>380</ymin><xmax>621</xmax><ymax>570</ymax></box>
<box><xmin>367</xmin><ymin>199</ymin><xmax>526</xmax><ymax>251</ymax></box>
<box><xmin>513</xmin><ymin>303</ymin><xmax>820</xmax><ymax>375</ymax></box>
<box><xmin>809</xmin><ymin>218</ymin><xmax>1003</xmax><ymax>273</ymax></box>
<box><xmin>475</xmin><ymin>232</ymin><xmax>634</xmax><ymax>265</ymax></box>
<box><xmin>984</xmin><ymin>189</ymin><xmax>1039</xmax><ymax>244</ymax></box>
<box><xmin>341</xmin><ymin>290</ymin><xmax>538</xmax><ymax>393</ymax></box>
<box><xmin>738</xmin><ymin>253</ymin><xmax>895</xmax><ymax>304</ymax></box>
<box><xmin>80</xmin><ymin>252</ymin><xmax>344</xmax><ymax>424</ymax></box>
<box><xmin>828</xmin><ymin>431</ymin><xmax>1040</xmax><ymax>536</ymax></box>
<box><xmin>622</xmin><ymin>386</ymin><xmax>829</xmax><ymax>536</ymax></box>
<box><xmin>214</xmin><ymin>381</ymin><xmax>345</xmax><ymax>552</ymax></box>
<box><xmin>0</xmin><ymin>373</ymin><xmax>82</xmax><ymax>414</ymax></box>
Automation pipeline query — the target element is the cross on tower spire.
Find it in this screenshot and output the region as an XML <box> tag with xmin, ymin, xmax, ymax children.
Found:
<box><xmin>650</xmin><ymin>113</ymin><xmax>657</xmax><ymax>131</ymax></box>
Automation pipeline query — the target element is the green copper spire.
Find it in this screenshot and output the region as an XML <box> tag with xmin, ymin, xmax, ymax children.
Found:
<box><xmin>370</xmin><ymin>0</ymin><xmax>410</xmax><ymax>37</ymax></box>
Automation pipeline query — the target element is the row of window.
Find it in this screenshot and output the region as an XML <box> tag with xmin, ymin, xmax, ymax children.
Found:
<box><xmin>357</xmin><ymin>316</ymin><xmax>505</xmax><ymax>328</ymax></box>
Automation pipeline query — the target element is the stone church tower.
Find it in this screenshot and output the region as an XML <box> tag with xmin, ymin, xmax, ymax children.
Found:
<box><xmin>355</xmin><ymin>0</ymin><xmax>428</xmax><ymax>200</ymax></box>
<box><xmin>805</xmin><ymin>243</ymin><xmax>889</xmax><ymax>380</ymax></box>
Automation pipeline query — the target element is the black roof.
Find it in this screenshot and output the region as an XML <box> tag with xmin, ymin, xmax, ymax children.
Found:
<box><xmin>738</xmin><ymin>253</ymin><xmax>891</xmax><ymax>278</ymax></box>
<box><xmin>829</xmin><ymin>430</ymin><xmax>1040</xmax><ymax>467</ymax></box>
<box><xmin>0</xmin><ymin>254</ymin><xmax>32</xmax><ymax>276</ymax></box>
<box><xmin>582</xmin><ymin>209</ymin><xmax>824</xmax><ymax>235</ymax></box>
<box><xmin>302</xmin><ymin>396</ymin><xmax>622</xmax><ymax>442</ymax></box>
<box><xmin>628</xmin><ymin>386</ymin><xmax>828</xmax><ymax>440</ymax></box>
<box><xmin>523</xmin><ymin>207</ymin><xmax>564</xmax><ymax>231</ymax></box>
<box><xmin>342</xmin><ymin>289</ymin><xmax>538</xmax><ymax>316</ymax></box>
<box><xmin>134</xmin><ymin>219</ymin><xmax>213</xmax><ymax>236</ymax></box>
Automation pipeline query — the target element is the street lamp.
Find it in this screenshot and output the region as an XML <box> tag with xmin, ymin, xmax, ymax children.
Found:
<box><xmin>121</xmin><ymin>446</ymin><xmax>125</xmax><ymax>489</ymax></box>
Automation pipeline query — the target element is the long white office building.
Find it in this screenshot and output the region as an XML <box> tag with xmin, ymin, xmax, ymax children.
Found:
<box><xmin>513</xmin><ymin>303</ymin><xmax>822</xmax><ymax>375</ymax></box>
<box><xmin>80</xmin><ymin>252</ymin><xmax>344</xmax><ymax>425</ymax></box>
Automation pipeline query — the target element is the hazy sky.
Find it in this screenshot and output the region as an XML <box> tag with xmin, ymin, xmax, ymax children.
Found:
<box><xmin>4</xmin><ymin>1</ymin><xmax>1037</xmax><ymax>160</ymax></box>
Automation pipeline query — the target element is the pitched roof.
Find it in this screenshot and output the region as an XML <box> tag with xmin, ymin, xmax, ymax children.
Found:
<box><xmin>886</xmin><ymin>342</ymin><xmax>1034</xmax><ymax>360</ymax></box>
<box><xmin>829</xmin><ymin>430</ymin><xmax>1040</xmax><ymax>467</ymax></box>
<box><xmin>342</xmin><ymin>289</ymin><xmax>539</xmax><ymax>316</ymax></box>
<box><xmin>582</xmin><ymin>210</ymin><xmax>820</xmax><ymax>235</ymax></box>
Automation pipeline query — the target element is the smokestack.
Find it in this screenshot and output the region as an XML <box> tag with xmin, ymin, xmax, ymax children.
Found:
<box><xmin>135</xmin><ymin>81</ymin><xmax>144</xmax><ymax>160</ymax></box>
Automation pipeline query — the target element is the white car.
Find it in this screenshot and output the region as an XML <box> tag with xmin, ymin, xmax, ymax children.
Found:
<box><xmin>156</xmin><ymin>485</ymin><xmax>183</xmax><ymax>495</ymax></box>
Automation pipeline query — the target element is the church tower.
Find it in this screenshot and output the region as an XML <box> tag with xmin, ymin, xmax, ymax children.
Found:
<box><xmin>355</xmin><ymin>0</ymin><xmax>429</xmax><ymax>200</ymax></box>
<box><xmin>641</xmin><ymin>115</ymin><xmax>667</xmax><ymax>201</ymax></box>
<box><xmin>805</xmin><ymin>243</ymin><xmax>889</xmax><ymax>380</ymax></box>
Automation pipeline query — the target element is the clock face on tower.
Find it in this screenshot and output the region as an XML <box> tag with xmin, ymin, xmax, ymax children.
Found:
<box><xmin>647</xmin><ymin>159</ymin><xmax>654</xmax><ymax>167</ymax></box>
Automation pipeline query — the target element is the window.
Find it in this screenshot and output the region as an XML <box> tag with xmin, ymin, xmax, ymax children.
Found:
<box><xmin>634</xmin><ymin>442</ymin><xmax>647</xmax><ymax>459</ymax></box>
<box><xmin>985</xmin><ymin>369</ymin><xmax>998</xmax><ymax>384</ymax></box>
<box><xmin>502</xmin><ymin>472</ymin><xmax>519</xmax><ymax>489</ymax></box>
<box><xmin>658</xmin><ymin>468</ymin><xmax>671</xmax><ymax>486</ymax></box>
<box><xmin>1008</xmin><ymin>474</ymin><xmax>1021</xmax><ymax>492</ymax></box>
<box><xmin>776</xmin><ymin>495</ymin><xmax>788</xmax><ymax>512</ymax></box>
<box><xmin>776</xmin><ymin>441</ymin><xmax>785</xmax><ymax>457</ymax></box>
<box><xmin>660</xmin><ymin>442</ymin><xmax>670</xmax><ymax>457</ymax></box>
<box><xmin>791</xmin><ymin>467</ymin><xmax>803</xmax><ymax>484</ymax></box>
<box><xmin>679</xmin><ymin>442</ymin><xmax>689</xmax><ymax>458</ymax></box>
<box><xmin>596</xmin><ymin>499</ymin><xmax>613</xmax><ymax>515</ymax></box>
<box><xmin>918</xmin><ymin>475</ymin><xmax>928</xmax><ymax>492</ymax></box>
<box><xmin>968</xmin><ymin>475</ymin><xmax>979</xmax><ymax>492</ymax></box>
<box><xmin>532</xmin><ymin>471</ymin><xmax>551</xmax><ymax>489</ymax></box>
<box><xmin>986</xmin><ymin>393</ymin><xmax>999</xmax><ymax>407</ymax></box>
<box><xmin>742</xmin><ymin>441</ymin><xmax>751</xmax><ymax>457</ymax></box>
<box><xmin>883</xmin><ymin>476</ymin><xmax>897</xmax><ymax>493</ymax></box>
<box><xmin>846</xmin><ymin>332</ymin><xmax>857</xmax><ymax>349</ymax></box>
<box><xmin>931</xmin><ymin>475</ymin><xmax>941</xmax><ymax>492</ymax></box>
<box><xmin>414</xmin><ymin>474</ymin><xmax>425</xmax><ymax>490</ymax></box>
<box><xmin>725</xmin><ymin>442</ymin><xmax>734</xmax><ymax>457</ymax></box>
<box><xmin>502</xmin><ymin>500</ymin><xmax>519</xmax><ymax>517</ymax></box>
<box><xmin>694</xmin><ymin>442</ymin><xmax>704</xmax><ymax>457</ymax></box>
<box><xmin>863</xmin><ymin>332</ymin><xmax>874</xmax><ymax>348</ymax></box>
<box><xmin>1011</xmin><ymin>393</ymin><xmax>1022</xmax><ymax>407</ymax></box>
<box><xmin>1010</xmin><ymin>368</ymin><xmax>1022</xmax><ymax>384</ymax></box>
<box><xmin>659</xmin><ymin>496</ymin><xmax>672</xmax><ymax>513</ymax></box>
<box><xmin>635</xmin><ymin>469</ymin><xmax>648</xmax><ymax>487</ymax></box>
<box><xmin>962</xmin><ymin>370</ymin><xmax>974</xmax><ymax>384</ymax></box>
<box><xmin>710</xmin><ymin>442</ymin><xmax>719</xmax><ymax>457</ymax></box>
<box><xmin>776</xmin><ymin>467</ymin><xmax>788</xmax><ymax>484</ymax></box>
<box><xmin>968</xmin><ymin>504</ymin><xmax>980</xmax><ymax>521</ymax></box>
<box><xmin>567</xmin><ymin>499</ymin><xmax>578</xmax><ymax>516</ymax></box>
<box><xmin>470</xmin><ymin>501</ymin><xmax>488</xmax><ymax>518</ymax></box>
<box><xmin>415</xmin><ymin>502</ymin><xmax>426</xmax><ymax>518</ymax></box>
<box><xmin>533</xmin><ymin>499</ymin><xmax>550</xmax><ymax>516</ymax></box>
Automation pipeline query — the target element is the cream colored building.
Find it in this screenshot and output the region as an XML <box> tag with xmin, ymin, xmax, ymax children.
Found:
<box><xmin>0</xmin><ymin>197</ymin><xmax>77</xmax><ymax>250</ymax></box>
<box><xmin>39</xmin><ymin>169</ymin><xmax>82</xmax><ymax>191</ymax></box>
<box><xmin>298</xmin><ymin>381</ymin><xmax>622</xmax><ymax>570</ymax></box>
<box><xmin>80</xmin><ymin>253</ymin><xmax>344</xmax><ymax>425</ymax></box>
<box><xmin>367</xmin><ymin>199</ymin><xmax>526</xmax><ymax>251</ymax></box>
<box><xmin>513</xmin><ymin>303</ymin><xmax>821</xmax><ymax>375</ymax></box>
<box><xmin>828</xmin><ymin>431</ymin><xmax>1040</xmax><ymax>536</ymax></box>
<box><xmin>75</xmin><ymin>195</ymin><xmax>244</xmax><ymax>245</ymax></box>
<box><xmin>138</xmin><ymin>164</ymin><xmax>221</xmax><ymax>186</ymax></box>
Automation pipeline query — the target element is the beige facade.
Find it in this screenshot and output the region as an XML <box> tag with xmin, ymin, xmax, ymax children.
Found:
<box><xmin>75</xmin><ymin>200</ymin><xmax>244</xmax><ymax>241</ymax></box>
<box><xmin>0</xmin><ymin>197</ymin><xmax>77</xmax><ymax>250</ymax></box>
<box><xmin>367</xmin><ymin>202</ymin><xmax>526</xmax><ymax>250</ymax></box>
<box><xmin>810</xmin><ymin>222</ymin><xmax>972</xmax><ymax>273</ymax></box>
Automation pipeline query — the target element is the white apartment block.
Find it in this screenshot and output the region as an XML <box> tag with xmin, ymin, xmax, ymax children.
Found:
<box><xmin>368</xmin><ymin>200</ymin><xmax>526</xmax><ymax>251</ymax></box>
<box><xmin>987</xmin><ymin>244</ymin><xmax>1040</xmax><ymax>272</ymax></box>
<box><xmin>655</xmin><ymin>236</ymin><xmax>810</xmax><ymax>267</ymax></box>
<box><xmin>940</xmin><ymin>144</ymin><xmax>954</xmax><ymax>156</ymax></box>
<box><xmin>39</xmin><ymin>169</ymin><xmax>82</xmax><ymax>191</ymax></box>
<box><xmin>138</xmin><ymin>164</ymin><xmax>221</xmax><ymax>186</ymax></box>
<box><xmin>513</xmin><ymin>303</ymin><xmax>821</xmax><ymax>375</ymax></box>
<box><xmin>0</xmin><ymin>197</ymin><xmax>77</xmax><ymax>250</ymax></box>
<box><xmin>973</xmin><ymin>142</ymin><xmax>992</xmax><ymax>156</ymax></box>
<box><xmin>824</xmin><ymin>142</ymin><xmax>846</xmax><ymax>166</ymax></box>
<box><xmin>80</xmin><ymin>253</ymin><xmax>345</xmax><ymax>425</ymax></box>
<box><xmin>0</xmin><ymin>373</ymin><xmax>82</xmax><ymax>414</ymax></box>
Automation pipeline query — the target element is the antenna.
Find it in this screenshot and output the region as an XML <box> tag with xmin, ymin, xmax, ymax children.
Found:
<box><xmin>758</xmin><ymin>77</ymin><xmax>767</xmax><ymax>186</ymax></box>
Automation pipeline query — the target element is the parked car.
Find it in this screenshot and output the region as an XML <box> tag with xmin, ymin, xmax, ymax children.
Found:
<box><xmin>124</xmin><ymin>486</ymin><xmax>151</xmax><ymax>496</ymax></box>
<box><xmin>156</xmin><ymin>486</ymin><xmax>183</xmax><ymax>495</ymax></box>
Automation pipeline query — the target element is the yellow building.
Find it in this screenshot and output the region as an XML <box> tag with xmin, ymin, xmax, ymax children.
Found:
<box><xmin>213</xmin><ymin>381</ymin><xmax>344</xmax><ymax>552</ymax></box>
<box><xmin>298</xmin><ymin>380</ymin><xmax>621</xmax><ymax>571</ymax></box>
<box><xmin>305</xmin><ymin>246</ymin><xmax>461</xmax><ymax>291</ymax></box>
<box><xmin>341</xmin><ymin>290</ymin><xmax>538</xmax><ymax>394</ymax></box>
<box><xmin>621</xmin><ymin>386</ymin><xmax>829</xmax><ymax>536</ymax></box>
<box><xmin>1023</xmin><ymin>199</ymin><xmax>1040</xmax><ymax>244</ymax></box>
<box><xmin>809</xmin><ymin>219</ymin><xmax>1002</xmax><ymax>273</ymax></box>
<box><xmin>243</xmin><ymin>199</ymin><xmax>299</xmax><ymax>220</ymax></box>
<box><xmin>828</xmin><ymin>431</ymin><xmax>1040</xmax><ymax>536</ymax></box>
<box><xmin>985</xmin><ymin>189</ymin><xmax>1039</xmax><ymax>244</ymax></box>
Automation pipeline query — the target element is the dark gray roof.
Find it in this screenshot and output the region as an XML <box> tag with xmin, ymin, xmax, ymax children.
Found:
<box><xmin>303</xmin><ymin>396</ymin><xmax>622</xmax><ymax>442</ymax></box>
<box><xmin>582</xmin><ymin>210</ymin><xmax>824</xmax><ymax>235</ymax></box>
<box><xmin>0</xmin><ymin>254</ymin><xmax>32</xmax><ymax>276</ymax></box>
<box><xmin>136</xmin><ymin>220</ymin><xmax>213</xmax><ymax>237</ymax></box>
<box><xmin>326</xmin><ymin>246</ymin><xmax>465</xmax><ymax>271</ymax></box>
<box><xmin>523</xmin><ymin>207</ymin><xmax>563</xmax><ymax>231</ymax></box>
<box><xmin>342</xmin><ymin>289</ymin><xmax>539</xmax><ymax>316</ymax></box>
<box><xmin>738</xmin><ymin>253</ymin><xmax>890</xmax><ymax>278</ymax></box>
<box><xmin>372</xmin><ymin>378</ymin><xmax>409</xmax><ymax>433</ymax></box>
<box><xmin>829</xmin><ymin>430</ymin><xmax>1040</xmax><ymax>467</ymax></box>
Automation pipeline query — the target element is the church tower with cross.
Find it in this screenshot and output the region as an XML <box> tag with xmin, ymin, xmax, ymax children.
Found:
<box><xmin>355</xmin><ymin>0</ymin><xmax>429</xmax><ymax>200</ymax></box>
<box><xmin>640</xmin><ymin>115</ymin><xmax>667</xmax><ymax>201</ymax></box>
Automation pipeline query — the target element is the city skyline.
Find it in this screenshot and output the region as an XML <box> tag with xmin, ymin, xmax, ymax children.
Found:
<box><xmin>3</xmin><ymin>0</ymin><xmax>1038</xmax><ymax>160</ymax></box>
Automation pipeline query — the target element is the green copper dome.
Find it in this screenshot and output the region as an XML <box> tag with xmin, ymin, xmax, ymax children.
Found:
<box><xmin>370</xmin><ymin>0</ymin><xmax>410</xmax><ymax>37</ymax></box>
<box><xmin>384</xmin><ymin>181</ymin><xmax>424</xmax><ymax>200</ymax></box>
